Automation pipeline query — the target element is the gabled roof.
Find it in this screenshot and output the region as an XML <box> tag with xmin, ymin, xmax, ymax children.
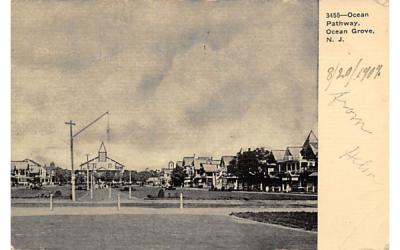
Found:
<box><xmin>202</xmin><ymin>164</ymin><xmax>220</xmax><ymax>173</ymax></box>
<box><xmin>182</xmin><ymin>157</ymin><xmax>194</xmax><ymax>166</ymax></box>
<box><xmin>286</xmin><ymin>146</ymin><xmax>303</xmax><ymax>161</ymax></box>
<box><xmin>11</xmin><ymin>159</ymin><xmax>42</xmax><ymax>169</ymax></box>
<box><xmin>194</xmin><ymin>158</ymin><xmax>210</xmax><ymax>169</ymax></box>
<box><xmin>106</xmin><ymin>157</ymin><xmax>125</xmax><ymax>167</ymax></box>
<box><xmin>310</xmin><ymin>144</ymin><xmax>318</xmax><ymax>156</ymax></box>
<box><xmin>79</xmin><ymin>156</ymin><xmax>124</xmax><ymax>168</ymax></box>
<box><xmin>211</xmin><ymin>159</ymin><xmax>220</xmax><ymax>165</ymax></box>
<box><xmin>302</xmin><ymin>130</ymin><xmax>318</xmax><ymax>158</ymax></box>
<box><xmin>80</xmin><ymin>156</ymin><xmax>99</xmax><ymax>167</ymax></box>
<box><xmin>303</xmin><ymin>130</ymin><xmax>318</xmax><ymax>147</ymax></box>
<box><xmin>308</xmin><ymin>130</ymin><xmax>318</xmax><ymax>143</ymax></box>
<box><xmin>270</xmin><ymin>150</ymin><xmax>287</xmax><ymax>162</ymax></box>
<box><xmin>99</xmin><ymin>141</ymin><xmax>107</xmax><ymax>153</ymax></box>
<box><xmin>220</xmin><ymin>156</ymin><xmax>235</xmax><ymax>165</ymax></box>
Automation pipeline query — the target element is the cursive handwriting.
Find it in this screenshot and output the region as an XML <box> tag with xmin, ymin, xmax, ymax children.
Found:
<box><xmin>339</xmin><ymin>146</ymin><xmax>377</xmax><ymax>182</ymax></box>
<box><xmin>325</xmin><ymin>58</ymin><xmax>383</xmax><ymax>91</ymax></box>
<box><xmin>328</xmin><ymin>91</ymin><xmax>372</xmax><ymax>134</ymax></box>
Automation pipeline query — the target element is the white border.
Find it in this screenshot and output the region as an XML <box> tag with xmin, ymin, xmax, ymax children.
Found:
<box><xmin>1</xmin><ymin>1</ymin><xmax>399</xmax><ymax>250</ymax></box>
<box><xmin>0</xmin><ymin>0</ymin><xmax>11</xmax><ymax>249</ymax></box>
<box><xmin>390</xmin><ymin>1</ymin><xmax>399</xmax><ymax>249</ymax></box>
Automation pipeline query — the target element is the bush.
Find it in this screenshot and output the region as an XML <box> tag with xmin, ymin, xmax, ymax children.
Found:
<box><xmin>157</xmin><ymin>189</ymin><xmax>165</xmax><ymax>198</ymax></box>
<box><xmin>54</xmin><ymin>190</ymin><xmax>62</xmax><ymax>198</ymax></box>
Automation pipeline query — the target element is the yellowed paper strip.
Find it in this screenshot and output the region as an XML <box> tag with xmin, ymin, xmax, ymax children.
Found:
<box><xmin>319</xmin><ymin>0</ymin><xmax>389</xmax><ymax>249</ymax></box>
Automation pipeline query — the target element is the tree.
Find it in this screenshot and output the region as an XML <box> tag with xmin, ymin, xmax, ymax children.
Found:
<box><xmin>75</xmin><ymin>173</ymin><xmax>85</xmax><ymax>184</ymax></box>
<box><xmin>171</xmin><ymin>166</ymin><xmax>186</xmax><ymax>187</ymax></box>
<box><xmin>136</xmin><ymin>171</ymin><xmax>153</xmax><ymax>183</ymax></box>
<box><xmin>103</xmin><ymin>171</ymin><xmax>115</xmax><ymax>183</ymax></box>
<box><xmin>122</xmin><ymin>170</ymin><xmax>137</xmax><ymax>183</ymax></box>
<box><xmin>228</xmin><ymin>149</ymin><xmax>268</xmax><ymax>190</ymax></box>
<box><xmin>54</xmin><ymin>167</ymin><xmax>70</xmax><ymax>184</ymax></box>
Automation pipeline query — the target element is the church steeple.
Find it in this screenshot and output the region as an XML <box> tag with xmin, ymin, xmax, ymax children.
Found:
<box><xmin>98</xmin><ymin>141</ymin><xmax>107</xmax><ymax>162</ymax></box>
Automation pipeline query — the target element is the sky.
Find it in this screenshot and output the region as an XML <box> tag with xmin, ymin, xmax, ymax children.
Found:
<box><xmin>12</xmin><ymin>0</ymin><xmax>318</xmax><ymax>170</ymax></box>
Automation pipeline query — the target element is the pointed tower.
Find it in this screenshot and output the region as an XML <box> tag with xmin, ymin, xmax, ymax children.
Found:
<box><xmin>302</xmin><ymin>130</ymin><xmax>318</xmax><ymax>160</ymax></box>
<box><xmin>98</xmin><ymin>141</ymin><xmax>107</xmax><ymax>162</ymax></box>
<box><xmin>303</xmin><ymin>130</ymin><xmax>318</xmax><ymax>149</ymax></box>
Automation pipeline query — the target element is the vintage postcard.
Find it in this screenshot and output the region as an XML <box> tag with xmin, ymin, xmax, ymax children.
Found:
<box><xmin>10</xmin><ymin>0</ymin><xmax>388</xmax><ymax>249</ymax></box>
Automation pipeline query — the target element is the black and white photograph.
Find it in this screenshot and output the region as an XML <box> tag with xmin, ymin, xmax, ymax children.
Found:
<box><xmin>11</xmin><ymin>0</ymin><xmax>318</xmax><ymax>249</ymax></box>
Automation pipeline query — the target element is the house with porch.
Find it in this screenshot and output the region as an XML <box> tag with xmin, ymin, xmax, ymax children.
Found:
<box><xmin>267</xmin><ymin>130</ymin><xmax>318</xmax><ymax>192</ymax></box>
<box><xmin>11</xmin><ymin>159</ymin><xmax>45</xmax><ymax>186</ymax></box>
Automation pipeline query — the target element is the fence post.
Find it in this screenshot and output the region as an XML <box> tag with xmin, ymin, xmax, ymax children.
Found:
<box><xmin>117</xmin><ymin>194</ymin><xmax>120</xmax><ymax>211</ymax></box>
<box><xmin>180</xmin><ymin>193</ymin><xmax>183</xmax><ymax>210</ymax></box>
<box><xmin>90</xmin><ymin>182</ymin><xmax>93</xmax><ymax>200</ymax></box>
<box><xmin>128</xmin><ymin>186</ymin><xmax>131</xmax><ymax>200</ymax></box>
<box><xmin>50</xmin><ymin>194</ymin><xmax>53</xmax><ymax>211</ymax></box>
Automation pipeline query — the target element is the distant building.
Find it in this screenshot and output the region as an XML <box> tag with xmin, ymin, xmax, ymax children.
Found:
<box><xmin>182</xmin><ymin>156</ymin><xmax>195</xmax><ymax>187</ymax></box>
<box><xmin>168</xmin><ymin>161</ymin><xmax>174</xmax><ymax>169</ymax></box>
<box><xmin>11</xmin><ymin>159</ymin><xmax>45</xmax><ymax>186</ymax></box>
<box><xmin>146</xmin><ymin>177</ymin><xmax>161</xmax><ymax>186</ymax></box>
<box><xmin>220</xmin><ymin>156</ymin><xmax>235</xmax><ymax>169</ymax></box>
<box><xmin>301</xmin><ymin>130</ymin><xmax>318</xmax><ymax>171</ymax></box>
<box><xmin>267</xmin><ymin>130</ymin><xmax>318</xmax><ymax>192</ymax></box>
<box><xmin>42</xmin><ymin>164</ymin><xmax>56</xmax><ymax>185</ymax></box>
<box><xmin>160</xmin><ymin>161</ymin><xmax>174</xmax><ymax>187</ymax></box>
<box><xmin>192</xmin><ymin>160</ymin><xmax>221</xmax><ymax>189</ymax></box>
<box><xmin>79</xmin><ymin>142</ymin><xmax>125</xmax><ymax>172</ymax></box>
<box><xmin>78</xmin><ymin>142</ymin><xmax>125</xmax><ymax>183</ymax></box>
<box><xmin>175</xmin><ymin>161</ymin><xmax>183</xmax><ymax>168</ymax></box>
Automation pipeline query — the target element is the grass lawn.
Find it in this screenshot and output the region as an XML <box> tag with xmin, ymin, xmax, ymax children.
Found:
<box><xmin>11</xmin><ymin>185</ymin><xmax>86</xmax><ymax>199</ymax></box>
<box><xmin>12</xmin><ymin>214</ymin><xmax>316</xmax><ymax>250</ymax></box>
<box><xmin>231</xmin><ymin>211</ymin><xmax>318</xmax><ymax>231</ymax></box>
<box><xmin>130</xmin><ymin>186</ymin><xmax>317</xmax><ymax>200</ymax></box>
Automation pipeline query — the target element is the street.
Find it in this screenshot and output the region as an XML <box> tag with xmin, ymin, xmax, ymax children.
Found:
<box><xmin>12</xmin><ymin>214</ymin><xmax>317</xmax><ymax>250</ymax></box>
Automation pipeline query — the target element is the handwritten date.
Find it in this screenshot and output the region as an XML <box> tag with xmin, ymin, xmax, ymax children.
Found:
<box><xmin>325</xmin><ymin>58</ymin><xmax>383</xmax><ymax>91</ymax></box>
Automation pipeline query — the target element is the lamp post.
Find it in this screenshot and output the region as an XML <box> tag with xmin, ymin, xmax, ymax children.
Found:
<box><xmin>65</xmin><ymin>111</ymin><xmax>109</xmax><ymax>202</ymax></box>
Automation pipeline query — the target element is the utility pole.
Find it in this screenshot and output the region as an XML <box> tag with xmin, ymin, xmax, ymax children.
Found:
<box><xmin>65</xmin><ymin>111</ymin><xmax>109</xmax><ymax>202</ymax></box>
<box><xmin>65</xmin><ymin>120</ymin><xmax>76</xmax><ymax>202</ymax></box>
<box><xmin>91</xmin><ymin>163</ymin><xmax>94</xmax><ymax>200</ymax></box>
<box><xmin>86</xmin><ymin>154</ymin><xmax>90</xmax><ymax>191</ymax></box>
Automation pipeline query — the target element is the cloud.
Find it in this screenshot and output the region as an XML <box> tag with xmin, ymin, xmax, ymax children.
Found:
<box><xmin>12</xmin><ymin>0</ymin><xmax>318</xmax><ymax>169</ymax></box>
